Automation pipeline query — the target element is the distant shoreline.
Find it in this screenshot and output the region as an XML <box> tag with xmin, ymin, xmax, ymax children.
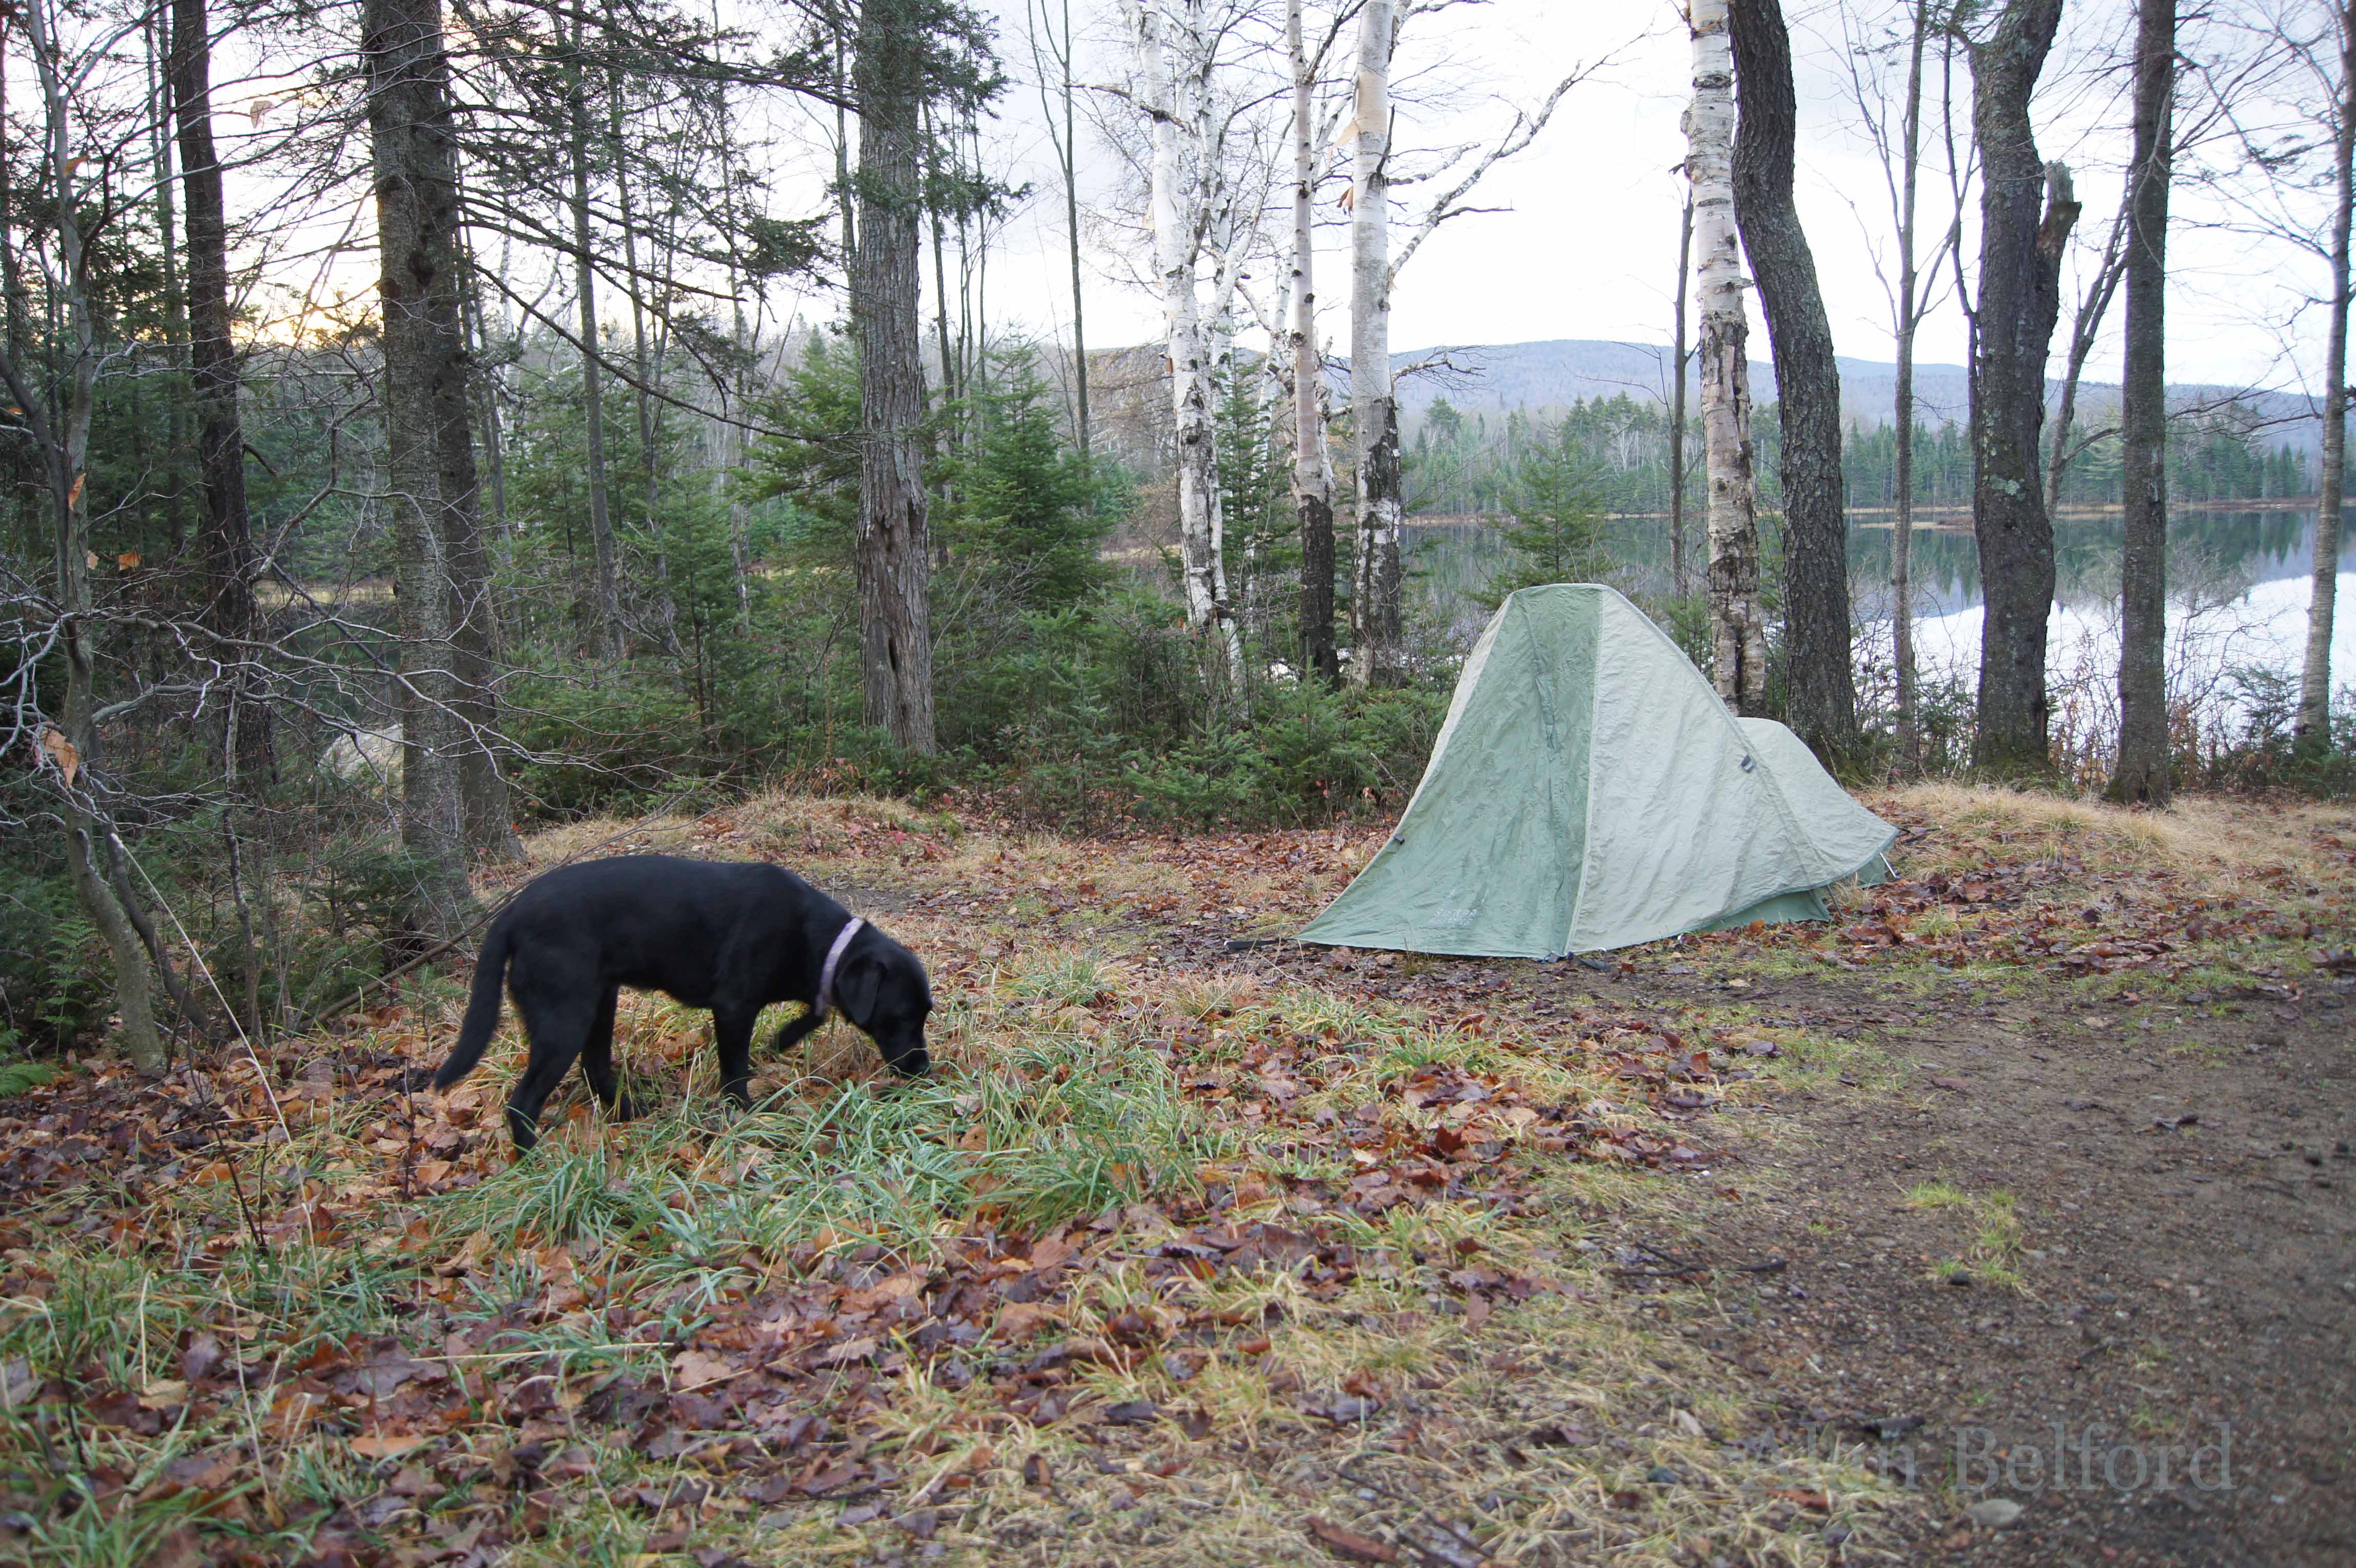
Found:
<box><xmin>1403</xmin><ymin>499</ymin><xmax>2328</xmax><ymax>531</ymax></box>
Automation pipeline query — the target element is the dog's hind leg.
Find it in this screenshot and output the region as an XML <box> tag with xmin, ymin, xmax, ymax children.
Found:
<box><xmin>714</xmin><ymin>1007</ymin><xmax>758</xmax><ymax>1109</ymax></box>
<box><xmin>579</xmin><ymin>986</ymin><xmax>640</xmax><ymax>1122</ymax></box>
<box><xmin>505</xmin><ymin>989</ymin><xmax>594</xmax><ymax>1153</ymax></box>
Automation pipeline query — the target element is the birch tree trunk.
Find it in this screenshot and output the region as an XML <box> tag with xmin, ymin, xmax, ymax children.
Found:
<box><xmin>1890</xmin><ymin>0</ymin><xmax>1930</xmax><ymax>774</ymax></box>
<box><xmin>1131</xmin><ymin>0</ymin><xmax>1239</xmax><ymax>685</ymax></box>
<box><xmin>1730</xmin><ymin>0</ymin><xmax>1857</xmax><ymax>762</ymax></box>
<box><xmin>1290</xmin><ymin>0</ymin><xmax>1339</xmax><ymax>685</ymax></box>
<box><xmin>2299</xmin><ymin>0</ymin><xmax>2355</xmax><ymax>750</ymax></box>
<box><xmin>1348</xmin><ymin>0</ymin><xmax>1403</xmax><ymax>686</ymax></box>
<box><xmin>1968</xmin><ymin>0</ymin><xmax>2076</xmax><ymax>776</ymax></box>
<box><xmin>365</xmin><ymin>0</ymin><xmax>489</xmax><ymax>928</ymax></box>
<box><xmin>1688</xmin><ymin>0</ymin><xmax>1766</xmax><ymax>715</ymax></box>
<box><xmin>1670</xmin><ymin>188</ymin><xmax>1692</xmax><ymax>598</ymax></box>
<box><xmin>567</xmin><ymin>15</ymin><xmax>622</xmax><ymax>660</ymax></box>
<box><xmin>2107</xmin><ymin>0</ymin><xmax>2173</xmax><ymax>805</ymax></box>
<box><xmin>852</xmin><ymin>0</ymin><xmax>936</xmax><ymax>752</ymax></box>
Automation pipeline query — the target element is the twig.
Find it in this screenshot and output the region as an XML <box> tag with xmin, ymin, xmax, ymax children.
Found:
<box><xmin>211</xmin><ymin>1121</ymin><xmax>268</xmax><ymax>1252</ymax></box>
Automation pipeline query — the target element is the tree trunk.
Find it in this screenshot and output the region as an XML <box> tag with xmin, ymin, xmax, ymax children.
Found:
<box><xmin>170</xmin><ymin>0</ymin><xmax>272</xmax><ymax>787</ymax></box>
<box><xmin>1891</xmin><ymin>0</ymin><xmax>1931</xmax><ymax>774</ymax></box>
<box><xmin>852</xmin><ymin>0</ymin><xmax>936</xmax><ymax>752</ymax></box>
<box><xmin>1348</xmin><ymin>0</ymin><xmax>1403</xmax><ymax>685</ymax></box>
<box><xmin>2045</xmin><ymin>204</ymin><xmax>2126</xmax><ymax>511</ymax></box>
<box><xmin>1061</xmin><ymin>0</ymin><xmax>1090</xmax><ymax>455</ymax></box>
<box><xmin>713</xmin><ymin>72</ymin><xmax>754</xmax><ymax>620</ymax></box>
<box><xmin>1968</xmin><ymin>0</ymin><xmax>2077</xmax><ymax>777</ymax></box>
<box><xmin>461</xmin><ymin>238</ymin><xmax>507</xmax><ymax>541</ymax></box>
<box><xmin>924</xmin><ymin>102</ymin><xmax>955</xmax><ymax>416</ymax></box>
<box><xmin>567</xmin><ymin>16</ymin><xmax>622</xmax><ymax>660</ymax></box>
<box><xmin>439</xmin><ymin>339</ymin><xmax>519</xmax><ymax>865</ymax></box>
<box><xmin>611</xmin><ymin>79</ymin><xmax>678</xmax><ymax>653</ymax></box>
<box><xmin>2300</xmin><ymin>0</ymin><xmax>2355</xmax><ymax>749</ymax></box>
<box><xmin>2107</xmin><ymin>0</ymin><xmax>2173</xmax><ymax>806</ymax></box>
<box><xmin>1132</xmin><ymin>0</ymin><xmax>1239</xmax><ymax>683</ymax></box>
<box><xmin>1730</xmin><ymin>0</ymin><xmax>1857</xmax><ymax>762</ymax></box>
<box><xmin>1670</xmin><ymin>188</ymin><xmax>1692</xmax><ymax>598</ymax></box>
<box><xmin>1688</xmin><ymin>0</ymin><xmax>1766</xmax><ymax>714</ymax></box>
<box><xmin>364</xmin><ymin>0</ymin><xmax>491</xmax><ymax>928</ymax></box>
<box><xmin>18</xmin><ymin>0</ymin><xmax>165</xmax><ymax>1070</ymax></box>
<box><xmin>146</xmin><ymin>16</ymin><xmax>193</xmax><ymax>567</ymax></box>
<box><xmin>836</xmin><ymin>28</ymin><xmax>856</xmax><ymax>260</ymax></box>
<box><xmin>1290</xmin><ymin>0</ymin><xmax>1339</xmax><ymax>685</ymax></box>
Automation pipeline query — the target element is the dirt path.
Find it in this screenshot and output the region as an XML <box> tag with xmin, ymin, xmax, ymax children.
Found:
<box><xmin>1244</xmin><ymin>937</ymin><xmax>2356</xmax><ymax>1567</ymax></box>
<box><xmin>1655</xmin><ymin>969</ymin><xmax>2356</xmax><ymax>1568</ymax></box>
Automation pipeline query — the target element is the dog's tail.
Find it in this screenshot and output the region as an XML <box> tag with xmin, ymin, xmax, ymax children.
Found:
<box><xmin>433</xmin><ymin>915</ymin><xmax>516</xmax><ymax>1091</ymax></box>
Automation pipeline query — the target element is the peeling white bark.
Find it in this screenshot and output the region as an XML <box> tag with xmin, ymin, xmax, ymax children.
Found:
<box><xmin>1347</xmin><ymin>0</ymin><xmax>1401</xmax><ymax>685</ymax></box>
<box><xmin>1687</xmin><ymin>0</ymin><xmax>1766</xmax><ymax>713</ymax></box>
<box><xmin>1128</xmin><ymin>0</ymin><xmax>1242</xmax><ymax>684</ymax></box>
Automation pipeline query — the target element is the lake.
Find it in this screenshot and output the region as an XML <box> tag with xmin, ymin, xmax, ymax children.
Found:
<box><xmin>1406</xmin><ymin>506</ymin><xmax>2356</xmax><ymax>723</ymax></box>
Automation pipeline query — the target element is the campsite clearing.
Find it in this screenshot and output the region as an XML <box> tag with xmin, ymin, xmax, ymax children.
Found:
<box><xmin>0</xmin><ymin>787</ymin><xmax>2348</xmax><ymax>1567</ymax></box>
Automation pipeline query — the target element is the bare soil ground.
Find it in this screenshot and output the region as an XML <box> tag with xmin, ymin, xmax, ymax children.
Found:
<box><xmin>0</xmin><ymin>786</ymin><xmax>2348</xmax><ymax>1568</ymax></box>
<box><xmin>1655</xmin><ymin>966</ymin><xmax>2355</xmax><ymax>1568</ymax></box>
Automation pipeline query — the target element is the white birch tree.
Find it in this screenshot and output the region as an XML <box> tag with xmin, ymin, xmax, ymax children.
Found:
<box><xmin>1688</xmin><ymin>0</ymin><xmax>1766</xmax><ymax>714</ymax></box>
<box><xmin>1345</xmin><ymin>2</ymin><xmax>1599</xmax><ymax>683</ymax></box>
<box><xmin>1123</xmin><ymin>0</ymin><xmax>1252</xmax><ymax>685</ymax></box>
<box><xmin>1289</xmin><ymin>0</ymin><xmax>1341</xmax><ymax>683</ymax></box>
<box><xmin>1346</xmin><ymin>0</ymin><xmax>1401</xmax><ymax>684</ymax></box>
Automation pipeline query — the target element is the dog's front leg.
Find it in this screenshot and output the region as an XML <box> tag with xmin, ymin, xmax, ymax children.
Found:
<box><xmin>769</xmin><ymin>1007</ymin><xmax>823</xmax><ymax>1057</ymax></box>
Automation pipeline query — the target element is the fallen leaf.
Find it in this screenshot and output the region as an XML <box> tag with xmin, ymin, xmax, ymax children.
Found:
<box><xmin>348</xmin><ymin>1433</ymin><xmax>429</xmax><ymax>1460</ymax></box>
<box><xmin>672</xmin><ymin>1349</ymin><xmax>737</xmax><ymax>1390</ymax></box>
<box><xmin>810</xmin><ymin>1336</ymin><xmax>879</xmax><ymax>1367</ymax></box>
<box><xmin>138</xmin><ymin>1379</ymin><xmax>189</xmax><ymax>1410</ymax></box>
<box><xmin>434</xmin><ymin>1229</ymin><xmax>493</xmax><ymax>1277</ymax></box>
<box><xmin>1308</xmin><ymin>1517</ymin><xmax>1396</xmax><ymax>1562</ymax></box>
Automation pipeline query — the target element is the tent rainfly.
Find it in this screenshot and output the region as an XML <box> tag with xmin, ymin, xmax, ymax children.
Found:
<box><xmin>1300</xmin><ymin>584</ymin><xmax>1897</xmax><ymax>959</ymax></box>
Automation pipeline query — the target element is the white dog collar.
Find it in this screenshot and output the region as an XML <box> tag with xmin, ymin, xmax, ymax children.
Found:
<box><xmin>815</xmin><ymin>916</ymin><xmax>866</xmax><ymax>1021</ymax></box>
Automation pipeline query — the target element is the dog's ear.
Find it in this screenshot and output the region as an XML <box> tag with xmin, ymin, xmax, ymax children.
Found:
<box><xmin>835</xmin><ymin>953</ymin><xmax>883</xmax><ymax>1029</ymax></box>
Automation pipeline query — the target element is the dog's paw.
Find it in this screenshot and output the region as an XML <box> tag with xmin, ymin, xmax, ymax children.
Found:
<box><xmin>607</xmin><ymin>1093</ymin><xmax>644</xmax><ymax>1123</ymax></box>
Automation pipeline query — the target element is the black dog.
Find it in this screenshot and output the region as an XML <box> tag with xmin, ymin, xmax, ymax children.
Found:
<box><xmin>432</xmin><ymin>855</ymin><xmax>932</xmax><ymax>1150</ymax></box>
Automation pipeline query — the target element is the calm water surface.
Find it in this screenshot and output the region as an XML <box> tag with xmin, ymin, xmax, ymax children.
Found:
<box><xmin>1407</xmin><ymin>506</ymin><xmax>2356</xmax><ymax>704</ymax></box>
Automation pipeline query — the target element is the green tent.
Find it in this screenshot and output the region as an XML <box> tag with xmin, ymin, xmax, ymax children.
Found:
<box><xmin>1300</xmin><ymin>584</ymin><xmax>1896</xmax><ymax>959</ymax></box>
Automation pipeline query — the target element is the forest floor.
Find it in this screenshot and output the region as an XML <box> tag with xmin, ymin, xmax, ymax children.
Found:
<box><xmin>0</xmin><ymin>786</ymin><xmax>2349</xmax><ymax>1568</ymax></box>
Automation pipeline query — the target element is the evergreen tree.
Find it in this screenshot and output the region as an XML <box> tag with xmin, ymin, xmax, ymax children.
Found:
<box><xmin>1481</xmin><ymin>419</ymin><xmax>1611</xmax><ymax>606</ymax></box>
<box><xmin>952</xmin><ymin>355</ymin><xmax>1109</xmax><ymax>610</ymax></box>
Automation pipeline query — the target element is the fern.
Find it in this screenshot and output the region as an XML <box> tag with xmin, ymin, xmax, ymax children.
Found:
<box><xmin>0</xmin><ymin>1062</ymin><xmax>62</xmax><ymax>1097</ymax></box>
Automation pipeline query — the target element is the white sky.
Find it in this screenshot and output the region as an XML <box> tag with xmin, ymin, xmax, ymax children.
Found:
<box><xmin>108</xmin><ymin>0</ymin><xmax>2338</xmax><ymax>401</ymax></box>
<box><xmin>970</xmin><ymin>0</ymin><xmax>2341</xmax><ymax>397</ymax></box>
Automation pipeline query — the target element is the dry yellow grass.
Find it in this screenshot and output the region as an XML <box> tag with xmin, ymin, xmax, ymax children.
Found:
<box><xmin>1872</xmin><ymin>783</ymin><xmax>2355</xmax><ymax>904</ymax></box>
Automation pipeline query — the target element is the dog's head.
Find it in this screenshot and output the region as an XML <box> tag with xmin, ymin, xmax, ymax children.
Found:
<box><xmin>833</xmin><ymin>932</ymin><xmax>933</xmax><ymax>1078</ymax></box>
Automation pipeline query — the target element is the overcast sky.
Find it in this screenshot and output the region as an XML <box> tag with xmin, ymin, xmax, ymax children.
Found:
<box><xmin>964</xmin><ymin>0</ymin><xmax>2336</xmax><ymax>397</ymax></box>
